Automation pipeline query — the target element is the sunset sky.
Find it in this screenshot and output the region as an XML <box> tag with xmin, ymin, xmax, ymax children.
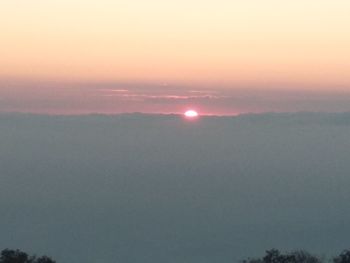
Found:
<box><xmin>1</xmin><ymin>0</ymin><xmax>350</xmax><ymax>114</ymax></box>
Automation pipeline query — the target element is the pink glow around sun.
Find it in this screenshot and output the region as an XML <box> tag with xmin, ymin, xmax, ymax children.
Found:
<box><xmin>184</xmin><ymin>110</ymin><xmax>199</xmax><ymax>118</ymax></box>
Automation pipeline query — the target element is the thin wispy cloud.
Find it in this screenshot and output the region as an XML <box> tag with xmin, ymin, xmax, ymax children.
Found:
<box><xmin>1</xmin><ymin>80</ymin><xmax>350</xmax><ymax>115</ymax></box>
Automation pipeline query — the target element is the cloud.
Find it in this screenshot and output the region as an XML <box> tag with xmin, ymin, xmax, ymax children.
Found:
<box><xmin>1</xmin><ymin>79</ymin><xmax>350</xmax><ymax>115</ymax></box>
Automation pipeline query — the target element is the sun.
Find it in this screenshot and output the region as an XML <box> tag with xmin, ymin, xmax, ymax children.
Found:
<box><xmin>184</xmin><ymin>110</ymin><xmax>199</xmax><ymax>118</ymax></box>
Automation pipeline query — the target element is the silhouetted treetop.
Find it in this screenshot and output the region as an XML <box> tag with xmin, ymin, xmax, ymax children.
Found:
<box><xmin>0</xmin><ymin>249</ymin><xmax>33</xmax><ymax>263</ymax></box>
<box><xmin>34</xmin><ymin>257</ymin><xmax>55</xmax><ymax>263</ymax></box>
<box><xmin>0</xmin><ymin>249</ymin><xmax>55</xmax><ymax>263</ymax></box>
<box><xmin>334</xmin><ymin>250</ymin><xmax>350</xmax><ymax>263</ymax></box>
<box><xmin>242</xmin><ymin>249</ymin><xmax>323</xmax><ymax>263</ymax></box>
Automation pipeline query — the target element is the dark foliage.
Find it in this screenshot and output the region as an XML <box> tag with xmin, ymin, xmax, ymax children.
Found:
<box><xmin>334</xmin><ymin>250</ymin><xmax>350</xmax><ymax>263</ymax></box>
<box><xmin>2</xmin><ymin>247</ymin><xmax>350</xmax><ymax>263</ymax></box>
<box><xmin>242</xmin><ymin>249</ymin><xmax>323</xmax><ymax>263</ymax></box>
<box><xmin>0</xmin><ymin>249</ymin><xmax>55</xmax><ymax>263</ymax></box>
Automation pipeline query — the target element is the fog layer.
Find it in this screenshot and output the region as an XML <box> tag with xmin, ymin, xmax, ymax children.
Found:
<box><xmin>1</xmin><ymin>113</ymin><xmax>350</xmax><ymax>262</ymax></box>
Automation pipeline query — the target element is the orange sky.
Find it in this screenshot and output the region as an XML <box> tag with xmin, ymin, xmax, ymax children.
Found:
<box><xmin>1</xmin><ymin>0</ymin><xmax>350</xmax><ymax>114</ymax></box>
<box><xmin>1</xmin><ymin>0</ymin><xmax>350</xmax><ymax>88</ymax></box>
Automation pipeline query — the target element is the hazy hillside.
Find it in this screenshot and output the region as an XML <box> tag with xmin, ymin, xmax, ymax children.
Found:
<box><xmin>1</xmin><ymin>113</ymin><xmax>350</xmax><ymax>263</ymax></box>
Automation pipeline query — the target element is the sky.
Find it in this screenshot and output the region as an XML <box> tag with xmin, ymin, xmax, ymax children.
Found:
<box><xmin>1</xmin><ymin>0</ymin><xmax>350</xmax><ymax>114</ymax></box>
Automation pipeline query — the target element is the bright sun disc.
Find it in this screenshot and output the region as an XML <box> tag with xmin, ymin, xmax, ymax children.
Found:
<box><xmin>184</xmin><ymin>110</ymin><xmax>199</xmax><ymax>118</ymax></box>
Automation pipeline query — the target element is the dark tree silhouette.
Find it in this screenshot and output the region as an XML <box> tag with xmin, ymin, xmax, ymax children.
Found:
<box><xmin>290</xmin><ymin>250</ymin><xmax>322</xmax><ymax>263</ymax></box>
<box><xmin>0</xmin><ymin>249</ymin><xmax>34</xmax><ymax>263</ymax></box>
<box><xmin>334</xmin><ymin>250</ymin><xmax>350</xmax><ymax>263</ymax></box>
<box><xmin>34</xmin><ymin>257</ymin><xmax>55</xmax><ymax>263</ymax></box>
<box><xmin>242</xmin><ymin>249</ymin><xmax>323</xmax><ymax>263</ymax></box>
<box><xmin>263</xmin><ymin>249</ymin><xmax>290</xmax><ymax>263</ymax></box>
<box><xmin>2</xmin><ymin>247</ymin><xmax>350</xmax><ymax>263</ymax></box>
<box><xmin>0</xmin><ymin>250</ymin><xmax>55</xmax><ymax>263</ymax></box>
